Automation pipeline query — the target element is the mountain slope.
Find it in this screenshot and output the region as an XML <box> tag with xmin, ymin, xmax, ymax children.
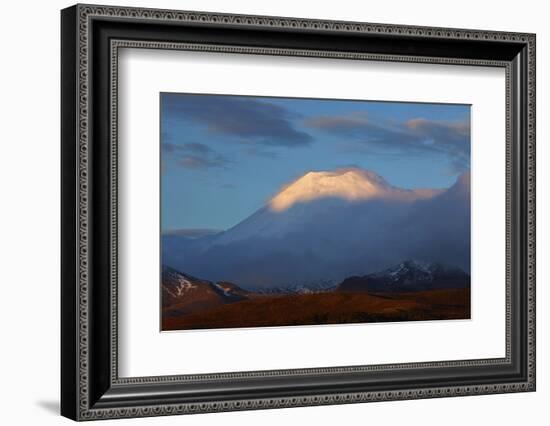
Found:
<box><xmin>162</xmin><ymin>266</ymin><xmax>248</xmax><ymax>316</ymax></box>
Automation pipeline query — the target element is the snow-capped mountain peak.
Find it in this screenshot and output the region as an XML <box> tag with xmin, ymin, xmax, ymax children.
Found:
<box><xmin>337</xmin><ymin>260</ymin><xmax>470</xmax><ymax>293</ymax></box>
<box><xmin>379</xmin><ymin>260</ymin><xmax>434</xmax><ymax>284</ymax></box>
<box><xmin>268</xmin><ymin>168</ymin><xmax>440</xmax><ymax>212</ymax></box>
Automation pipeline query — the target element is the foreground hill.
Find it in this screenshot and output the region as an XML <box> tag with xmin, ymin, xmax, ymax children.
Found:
<box><xmin>162</xmin><ymin>288</ymin><xmax>470</xmax><ymax>331</ymax></box>
<box><xmin>162</xmin><ymin>266</ymin><xmax>247</xmax><ymax>317</ymax></box>
<box><xmin>161</xmin><ymin>261</ymin><xmax>470</xmax><ymax>330</ymax></box>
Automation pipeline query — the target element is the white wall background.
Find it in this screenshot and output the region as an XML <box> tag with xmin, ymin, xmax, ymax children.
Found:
<box><xmin>0</xmin><ymin>0</ymin><xmax>546</xmax><ymax>424</ymax></box>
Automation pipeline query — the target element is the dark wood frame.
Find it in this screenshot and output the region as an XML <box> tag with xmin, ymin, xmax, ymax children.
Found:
<box><xmin>61</xmin><ymin>4</ymin><xmax>536</xmax><ymax>421</ymax></box>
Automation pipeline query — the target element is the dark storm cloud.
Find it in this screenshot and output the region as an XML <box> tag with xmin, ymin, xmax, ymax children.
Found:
<box><xmin>305</xmin><ymin>113</ymin><xmax>470</xmax><ymax>172</ymax></box>
<box><xmin>163</xmin><ymin>94</ymin><xmax>314</xmax><ymax>147</ymax></box>
<box><xmin>162</xmin><ymin>142</ymin><xmax>231</xmax><ymax>170</ymax></box>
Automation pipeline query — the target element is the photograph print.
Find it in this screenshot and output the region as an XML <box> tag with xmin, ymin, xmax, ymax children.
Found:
<box><xmin>160</xmin><ymin>93</ymin><xmax>471</xmax><ymax>331</ymax></box>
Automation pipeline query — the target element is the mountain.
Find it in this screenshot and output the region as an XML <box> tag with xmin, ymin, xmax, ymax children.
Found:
<box><xmin>336</xmin><ymin>260</ymin><xmax>470</xmax><ymax>293</ymax></box>
<box><xmin>250</xmin><ymin>279</ymin><xmax>336</xmax><ymax>295</ymax></box>
<box><xmin>162</xmin><ymin>168</ymin><xmax>470</xmax><ymax>290</ymax></box>
<box><xmin>214</xmin><ymin>281</ymin><xmax>252</xmax><ymax>299</ymax></box>
<box><xmin>209</xmin><ymin>168</ymin><xmax>442</xmax><ymax>245</ymax></box>
<box><xmin>162</xmin><ymin>266</ymin><xmax>248</xmax><ymax>315</ymax></box>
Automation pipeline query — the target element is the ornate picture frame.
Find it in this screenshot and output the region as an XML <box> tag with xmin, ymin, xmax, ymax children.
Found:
<box><xmin>61</xmin><ymin>4</ymin><xmax>535</xmax><ymax>421</ymax></box>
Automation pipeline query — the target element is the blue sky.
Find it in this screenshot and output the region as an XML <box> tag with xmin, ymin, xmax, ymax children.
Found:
<box><xmin>161</xmin><ymin>93</ymin><xmax>470</xmax><ymax>231</ymax></box>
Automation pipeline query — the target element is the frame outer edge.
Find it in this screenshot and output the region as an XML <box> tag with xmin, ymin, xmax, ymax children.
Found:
<box><xmin>527</xmin><ymin>33</ymin><xmax>536</xmax><ymax>390</ymax></box>
<box><xmin>76</xmin><ymin>2</ymin><xmax>92</xmax><ymax>420</ymax></box>
<box><xmin>66</xmin><ymin>4</ymin><xmax>536</xmax><ymax>421</ymax></box>
<box><xmin>61</xmin><ymin>4</ymin><xmax>80</xmax><ymax>422</ymax></box>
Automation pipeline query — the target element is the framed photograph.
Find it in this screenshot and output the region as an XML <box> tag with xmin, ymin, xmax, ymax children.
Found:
<box><xmin>159</xmin><ymin>93</ymin><xmax>473</xmax><ymax>331</ymax></box>
<box><xmin>61</xmin><ymin>4</ymin><xmax>536</xmax><ymax>421</ymax></box>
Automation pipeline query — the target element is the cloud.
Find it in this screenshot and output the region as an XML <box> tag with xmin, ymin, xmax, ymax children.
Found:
<box><xmin>162</xmin><ymin>142</ymin><xmax>231</xmax><ymax>170</ymax></box>
<box><xmin>305</xmin><ymin>111</ymin><xmax>372</xmax><ymax>136</ymax></box>
<box><xmin>163</xmin><ymin>94</ymin><xmax>313</xmax><ymax>147</ymax></box>
<box><xmin>243</xmin><ymin>146</ymin><xmax>280</xmax><ymax>159</ymax></box>
<box><xmin>305</xmin><ymin>112</ymin><xmax>470</xmax><ymax>172</ymax></box>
